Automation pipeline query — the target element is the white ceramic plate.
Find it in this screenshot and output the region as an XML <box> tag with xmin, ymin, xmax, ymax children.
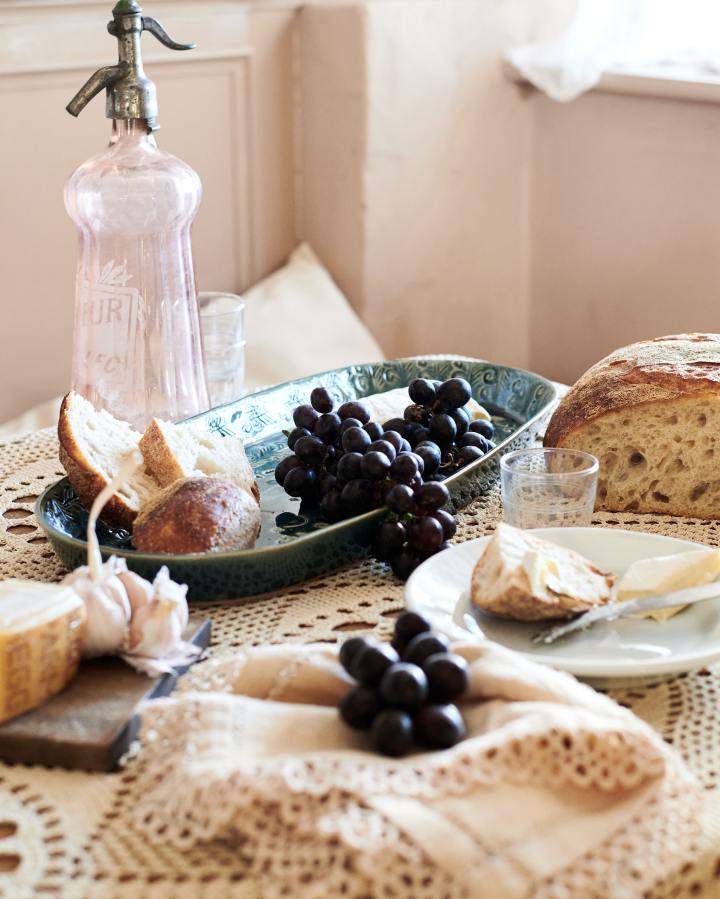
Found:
<box><xmin>405</xmin><ymin>528</ymin><xmax>720</xmax><ymax>688</ymax></box>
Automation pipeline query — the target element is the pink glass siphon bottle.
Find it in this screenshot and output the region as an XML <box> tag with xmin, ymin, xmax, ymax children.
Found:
<box><xmin>64</xmin><ymin>0</ymin><xmax>209</xmax><ymax>430</ymax></box>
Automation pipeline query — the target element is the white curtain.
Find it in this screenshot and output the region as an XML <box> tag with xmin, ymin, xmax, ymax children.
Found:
<box><xmin>507</xmin><ymin>0</ymin><xmax>720</xmax><ymax>102</ymax></box>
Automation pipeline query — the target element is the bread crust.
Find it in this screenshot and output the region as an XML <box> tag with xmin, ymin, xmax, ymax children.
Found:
<box><xmin>138</xmin><ymin>419</ymin><xmax>184</xmax><ymax>487</ymax></box>
<box><xmin>132</xmin><ymin>477</ymin><xmax>261</xmax><ymax>554</ymax></box>
<box><xmin>544</xmin><ymin>333</ymin><xmax>720</xmax><ymax>448</ymax></box>
<box><xmin>57</xmin><ymin>395</ymin><xmax>137</xmax><ymax>530</ymax></box>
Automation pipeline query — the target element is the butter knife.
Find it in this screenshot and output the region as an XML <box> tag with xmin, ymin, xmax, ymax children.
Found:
<box><xmin>532</xmin><ymin>582</ymin><xmax>720</xmax><ymax>645</ymax></box>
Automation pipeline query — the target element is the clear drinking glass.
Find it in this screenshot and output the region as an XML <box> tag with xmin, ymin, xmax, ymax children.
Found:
<box><xmin>500</xmin><ymin>448</ymin><xmax>599</xmax><ymax>528</ymax></box>
<box><xmin>198</xmin><ymin>292</ymin><xmax>246</xmax><ymax>407</ymax></box>
<box><xmin>65</xmin><ymin>119</ymin><xmax>210</xmax><ymax>430</ymax></box>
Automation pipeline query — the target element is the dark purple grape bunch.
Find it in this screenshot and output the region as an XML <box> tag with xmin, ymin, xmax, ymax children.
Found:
<box><xmin>338</xmin><ymin>612</ymin><xmax>468</xmax><ymax>757</ymax></box>
<box><xmin>390</xmin><ymin>377</ymin><xmax>496</xmax><ymax>478</ymax></box>
<box><xmin>374</xmin><ymin>480</ymin><xmax>456</xmax><ymax>581</ymax></box>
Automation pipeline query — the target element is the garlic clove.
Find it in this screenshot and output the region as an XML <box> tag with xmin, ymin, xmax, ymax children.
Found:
<box><xmin>67</xmin><ymin>573</ymin><xmax>130</xmax><ymax>657</ymax></box>
<box><xmin>118</xmin><ymin>568</ymin><xmax>154</xmax><ymax>615</ymax></box>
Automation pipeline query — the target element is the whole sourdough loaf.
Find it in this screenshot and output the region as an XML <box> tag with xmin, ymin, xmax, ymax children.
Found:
<box><xmin>544</xmin><ymin>334</ymin><xmax>720</xmax><ymax>518</ymax></box>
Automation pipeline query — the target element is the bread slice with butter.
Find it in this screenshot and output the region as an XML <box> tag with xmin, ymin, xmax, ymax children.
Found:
<box><xmin>0</xmin><ymin>581</ymin><xmax>86</xmax><ymax>723</ymax></box>
<box><xmin>471</xmin><ymin>523</ymin><xmax>614</xmax><ymax>621</ymax></box>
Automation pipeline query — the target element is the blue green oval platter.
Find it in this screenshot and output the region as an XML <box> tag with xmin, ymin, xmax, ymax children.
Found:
<box><xmin>36</xmin><ymin>356</ymin><xmax>557</xmax><ymax>601</ymax></box>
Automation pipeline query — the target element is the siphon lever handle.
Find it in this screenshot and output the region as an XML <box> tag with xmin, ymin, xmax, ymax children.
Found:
<box><xmin>141</xmin><ymin>16</ymin><xmax>196</xmax><ymax>51</ymax></box>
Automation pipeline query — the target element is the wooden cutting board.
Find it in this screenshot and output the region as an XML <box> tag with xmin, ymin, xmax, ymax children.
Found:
<box><xmin>0</xmin><ymin>618</ymin><xmax>211</xmax><ymax>772</ymax></box>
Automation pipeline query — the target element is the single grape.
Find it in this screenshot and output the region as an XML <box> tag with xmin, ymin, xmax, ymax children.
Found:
<box><xmin>339</xmin><ymin>685</ymin><xmax>381</xmax><ymax>730</ymax></box>
<box><xmin>283</xmin><ymin>465</ymin><xmax>318</xmax><ymax>499</ymax></box>
<box><xmin>314</xmin><ymin>412</ymin><xmax>342</xmax><ymax>444</ymax></box>
<box><xmin>403</xmin><ymin>632</ymin><xmax>450</xmax><ymax>666</ymax></box>
<box><xmin>275</xmin><ymin>454</ymin><xmax>303</xmax><ymax>486</ymax></box>
<box><xmin>318</xmin><ymin>471</ymin><xmax>338</xmax><ymax>497</ymax></box>
<box><xmin>404</xmin><ymin>403</ymin><xmax>429</xmax><ymax>425</ymax></box>
<box><xmin>372</xmin><ymin>520</ymin><xmax>407</xmax><ymax>561</ymax></box>
<box><xmin>320</xmin><ymin>488</ymin><xmax>344</xmax><ymax>521</ymax></box>
<box><xmin>341</xmin><ymin>478</ymin><xmax>375</xmax><ymax>515</ymax></box>
<box><xmin>368</xmin><ymin>439</ymin><xmax>396</xmax><ymax>462</ymax></box>
<box><xmin>371</xmin><ymin>709</ymin><xmax>414</xmax><ymax>757</ymax></box>
<box><xmin>459</xmin><ymin>432</ymin><xmax>491</xmax><ymax>452</ymax></box>
<box><xmin>407</xmin><ymin>515</ymin><xmax>444</xmax><ymax>555</ymax></box>
<box><xmin>408</xmin><ymin>378</ymin><xmax>437</xmax><ymax>405</ymax></box>
<box><xmin>436</xmin><ymin>378</ymin><xmax>472</xmax><ymax>411</ymax></box>
<box><xmin>391</xmin><ymin>549</ymin><xmax>422</xmax><ymax>581</ymax></box>
<box><xmin>379</xmin><ymin>662</ymin><xmax>428</xmax><ymax>712</ymax></box>
<box><xmin>469</xmin><ymin>419</ymin><xmax>495</xmax><ymax>440</ymax></box>
<box><xmin>415</xmin><ymin>481</ymin><xmax>450</xmax><ymax>513</ymax></box>
<box><xmin>448</xmin><ymin>407</ymin><xmax>469</xmax><ymax>438</ymax></box>
<box><xmin>287</xmin><ymin>426</ymin><xmax>311</xmax><ymax>450</ymax></box>
<box><xmin>386</xmin><ymin>484</ymin><xmax>415</xmax><ymax>515</ymax></box>
<box><xmin>431</xmin><ymin>509</ymin><xmax>457</xmax><ymax>540</ymax></box>
<box><xmin>339</xmin><ymin>635</ymin><xmax>373</xmax><ymax>676</ymax></box>
<box><xmin>340</xmin><ymin>417</ymin><xmax>363</xmax><ymax>435</ymax></box>
<box><xmin>410</xmin><ymin>452</ymin><xmax>425</xmax><ymax>476</ymax></box>
<box><xmin>414</xmin><ymin>704</ymin><xmax>466</xmax><ymax>749</ymax></box>
<box><xmin>310</xmin><ymin>386</ymin><xmax>335</xmax><ymax>414</ymax></box>
<box><xmin>400</xmin><ymin>439</ymin><xmax>413</xmax><ymax>453</ymax></box>
<box><xmin>361</xmin><ymin>450</ymin><xmax>392</xmax><ymax>480</ymax></box>
<box><xmin>336</xmin><ymin>452</ymin><xmax>364</xmax><ymax>484</ymax></box>
<box><xmin>414</xmin><ymin>441</ymin><xmax>441</xmax><ymax>476</ymax></box>
<box><xmin>354</xmin><ymin>642</ymin><xmax>400</xmax><ymax>687</ymax></box>
<box><xmin>430</xmin><ymin>413</ymin><xmax>457</xmax><ymax>445</ymax></box>
<box><xmin>293</xmin><ymin>403</ymin><xmax>320</xmax><ymax>431</ymax></box>
<box><xmin>338</xmin><ymin>401</ymin><xmax>371</xmax><ymax>424</ymax></box>
<box><xmin>455</xmin><ymin>445</ymin><xmax>484</xmax><ymax>467</ymax></box>
<box><xmin>392</xmin><ymin>611</ymin><xmax>431</xmax><ymax>651</ymax></box>
<box><xmin>342</xmin><ymin>427</ymin><xmax>372</xmax><ymax>454</ymax></box>
<box><xmin>406</xmin><ymin>424</ymin><xmax>431</xmax><ymax>448</ymax></box>
<box><xmin>390</xmin><ymin>453</ymin><xmax>419</xmax><ymax>484</ymax></box>
<box><xmin>383</xmin><ymin>417</ymin><xmax>406</xmax><ymax>434</ymax></box>
<box><xmin>372</xmin><ymin>479</ymin><xmax>395</xmax><ymax>507</ymax></box>
<box><xmin>381</xmin><ymin>430</ymin><xmax>404</xmax><ymax>453</ymax></box>
<box><xmin>294</xmin><ymin>435</ymin><xmax>328</xmax><ymax>465</ymax></box>
<box><xmin>422</xmin><ymin>653</ymin><xmax>469</xmax><ymax>703</ymax></box>
<box><xmin>364</xmin><ymin>421</ymin><xmax>384</xmax><ymax>441</ymax></box>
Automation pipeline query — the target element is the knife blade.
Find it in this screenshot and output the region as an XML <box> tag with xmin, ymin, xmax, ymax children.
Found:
<box><xmin>531</xmin><ymin>582</ymin><xmax>720</xmax><ymax>645</ymax></box>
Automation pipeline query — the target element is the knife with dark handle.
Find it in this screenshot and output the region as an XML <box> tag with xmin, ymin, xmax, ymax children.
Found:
<box><xmin>532</xmin><ymin>583</ymin><xmax>720</xmax><ymax>645</ymax></box>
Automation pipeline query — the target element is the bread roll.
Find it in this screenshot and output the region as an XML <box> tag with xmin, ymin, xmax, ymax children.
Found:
<box><xmin>544</xmin><ymin>334</ymin><xmax>720</xmax><ymax>518</ymax></box>
<box><xmin>132</xmin><ymin>477</ymin><xmax>261</xmax><ymax>554</ymax></box>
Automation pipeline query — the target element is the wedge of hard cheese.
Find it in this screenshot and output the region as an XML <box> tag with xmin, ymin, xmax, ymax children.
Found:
<box><xmin>0</xmin><ymin>581</ymin><xmax>86</xmax><ymax>723</ymax></box>
<box><xmin>471</xmin><ymin>523</ymin><xmax>614</xmax><ymax>621</ymax></box>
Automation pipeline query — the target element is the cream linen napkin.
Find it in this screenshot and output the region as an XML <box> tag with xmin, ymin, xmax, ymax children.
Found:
<box><xmin>133</xmin><ymin>640</ymin><xmax>700</xmax><ymax>899</ymax></box>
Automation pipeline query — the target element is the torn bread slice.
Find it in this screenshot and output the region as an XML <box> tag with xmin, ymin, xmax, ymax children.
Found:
<box><xmin>471</xmin><ymin>523</ymin><xmax>614</xmax><ymax>621</ymax></box>
<box><xmin>58</xmin><ymin>392</ymin><xmax>160</xmax><ymax>530</ymax></box>
<box><xmin>140</xmin><ymin>418</ymin><xmax>259</xmax><ymax>503</ymax></box>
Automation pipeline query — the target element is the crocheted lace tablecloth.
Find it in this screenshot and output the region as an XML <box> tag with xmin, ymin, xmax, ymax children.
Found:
<box><xmin>1</xmin><ymin>428</ymin><xmax>720</xmax><ymax>899</ymax></box>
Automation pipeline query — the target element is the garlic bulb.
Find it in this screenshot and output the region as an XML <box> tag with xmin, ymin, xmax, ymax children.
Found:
<box><xmin>126</xmin><ymin>567</ymin><xmax>189</xmax><ymax>657</ymax></box>
<box><xmin>62</xmin><ymin>450</ymin><xmax>200</xmax><ymax>676</ymax></box>
<box><xmin>63</xmin><ymin>557</ymin><xmax>131</xmax><ymax>657</ymax></box>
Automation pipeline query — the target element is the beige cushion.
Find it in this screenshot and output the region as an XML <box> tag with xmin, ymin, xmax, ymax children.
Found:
<box><xmin>0</xmin><ymin>243</ymin><xmax>385</xmax><ymax>438</ymax></box>
<box><xmin>244</xmin><ymin>242</ymin><xmax>384</xmax><ymax>390</ymax></box>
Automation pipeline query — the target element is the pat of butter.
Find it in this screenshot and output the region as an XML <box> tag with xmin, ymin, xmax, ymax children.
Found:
<box><xmin>361</xmin><ymin>387</ymin><xmax>490</xmax><ymax>426</ymax></box>
<box><xmin>522</xmin><ymin>550</ymin><xmax>560</xmax><ymax>597</ymax></box>
<box><xmin>617</xmin><ymin>549</ymin><xmax>720</xmax><ymax>621</ymax></box>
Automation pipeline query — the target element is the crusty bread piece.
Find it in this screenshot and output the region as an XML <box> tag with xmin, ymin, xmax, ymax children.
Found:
<box><xmin>132</xmin><ymin>477</ymin><xmax>261</xmax><ymax>554</ymax></box>
<box><xmin>140</xmin><ymin>418</ymin><xmax>259</xmax><ymax>503</ymax></box>
<box><xmin>471</xmin><ymin>523</ymin><xmax>614</xmax><ymax>621</ymax></box>
<box><xmin>58</xmin><ymin>392</ymin><xmax>160</xmax><ymax>530</ymax></box>
<box><xmin>544</xmin><ymin>334</ymin><xmax>720</xmax><ymax>518</ymax></box>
